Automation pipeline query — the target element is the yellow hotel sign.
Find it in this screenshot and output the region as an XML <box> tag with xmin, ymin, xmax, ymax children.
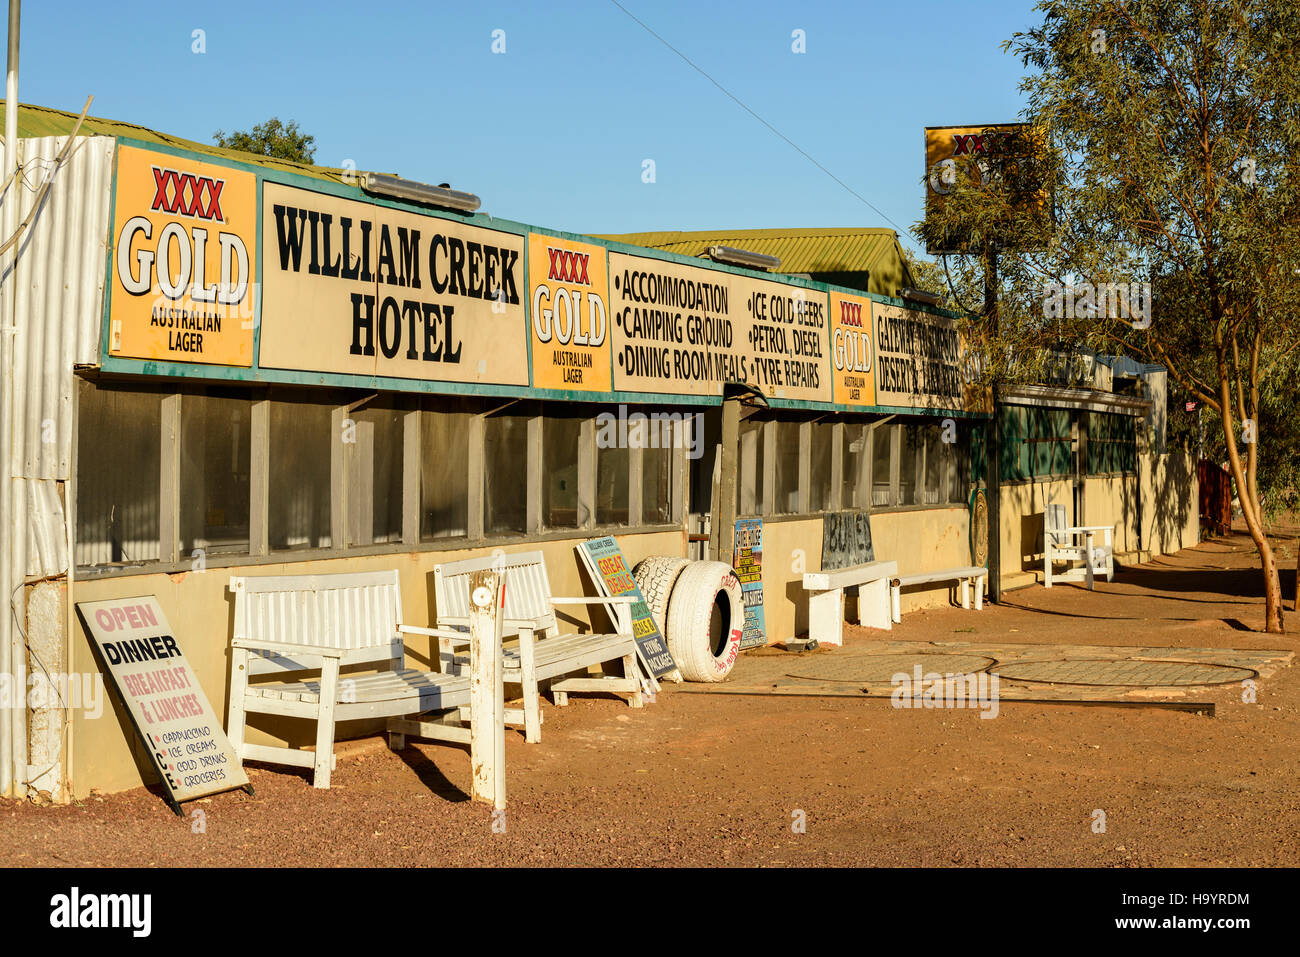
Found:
<box><xmin>107</xmin><ymin>145</ymin><xmax>257</xmax><ymax>366</ymax></box>
<box><xmin>258</xmin><ymin>182</ymin><xmax>528</xmax><ymax>386</ymax></box>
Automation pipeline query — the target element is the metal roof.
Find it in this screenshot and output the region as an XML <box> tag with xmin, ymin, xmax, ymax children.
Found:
<box><xmin>594</xmin><ymin>226</ymin><xmax>915</xmax><ymax>296</ymax></box>
<box><xmin>0</xmin><ymin>101</ymin><xmax>353</xmax><ymax>184</ymax></box>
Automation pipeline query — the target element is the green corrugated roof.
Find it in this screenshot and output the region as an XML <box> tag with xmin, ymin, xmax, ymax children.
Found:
<box><xmin>594</xmin><ymin>226</ymin><xmax>915</xmax><ymax>296</ymax></box>
<box><xmin>0</xmin><ymin>102</ymin><xmax>353</xmax><ymax>184</ymax></box>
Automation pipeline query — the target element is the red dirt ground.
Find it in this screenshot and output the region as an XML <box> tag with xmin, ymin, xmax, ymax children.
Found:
<box><xmin>2</xmin><ymin>530</ymin><xmax>1297</xmax><ymax>867</ymax></box>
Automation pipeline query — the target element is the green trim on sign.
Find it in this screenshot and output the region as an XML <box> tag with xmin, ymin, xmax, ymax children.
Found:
<box><xmin>98</xmin><ymin>134</ymin><xmax>981</xmax><ymax>420</ymax></box>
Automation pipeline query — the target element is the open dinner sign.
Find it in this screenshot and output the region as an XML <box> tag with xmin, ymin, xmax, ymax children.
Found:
<box><xmin>77</xmin><ymin>596</ymin><xmax>249</xmax><ymax>812</ymax></box>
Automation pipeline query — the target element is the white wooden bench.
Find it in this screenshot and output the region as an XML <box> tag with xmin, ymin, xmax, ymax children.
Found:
<box><xmin>1044</xmin><ymin>503</ymin><xmax>1114</xmax><ymax>589</ymax></box>
<box><xmin>227</xmin><ymin>570</ymin><xmax>480</xmax><ymax>790</ymax></box>
<box><xmin>889</xmin><ymin>566</ymin><xmax>988</xmax><ymax>623</ymax></box>
<box><xmin>433</xmin><ymin>551</ymin><xmax>644</xmax><ymax>744</ymax></box>
<box><xmin>802</xmin><ymin>559</ymin><xmax>898</xmax><ymax>645</ymax></box>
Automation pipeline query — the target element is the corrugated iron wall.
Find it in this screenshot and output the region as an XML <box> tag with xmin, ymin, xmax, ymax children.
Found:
<box><xmin>0</xmin><ymin>133</ymin><xmax>113</xmax><ymax>798</ymax></box>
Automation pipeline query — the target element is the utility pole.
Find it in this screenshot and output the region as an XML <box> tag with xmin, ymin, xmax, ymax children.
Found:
<box><xmin>984</xmin><ymin>243</ymin><xmax>1002</xmax><ymax>603</ymax></box>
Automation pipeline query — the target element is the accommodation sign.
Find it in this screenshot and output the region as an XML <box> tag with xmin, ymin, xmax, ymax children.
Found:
<box><xmin>872</xmin><ymin>301</ymin><xmax>962</xmax><ymax>410</ymax></box>
<box><xmin>607</xmin><ymin>252</ymin><xmax>831</xmax><ymax>402</ymax></box>
<box><xmin>107</xmin><ymin>145</ymin><xmax>257</xmax><ymax>366</ymax></box>
<box><xmin>258</xmin><ymin>182</ymin><xmax>528</xmax><ymax>385</ymax></box>
<box><xmin>76</xmin><ymin>596</ymin><xmax>249</xmax><ymax>809</ymax></box>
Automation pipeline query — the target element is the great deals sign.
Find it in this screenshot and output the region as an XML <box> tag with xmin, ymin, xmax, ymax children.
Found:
<box><xmin>107</xmin><ymin>145</ymin><xmax>257</xmax><ymax>366</ymax></box>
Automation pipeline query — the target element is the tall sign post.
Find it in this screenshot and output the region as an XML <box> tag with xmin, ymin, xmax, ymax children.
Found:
<box><xmin>468</xmin><ymin>569</ymin><xmax>506</xmax><ymax>810</ymax></box>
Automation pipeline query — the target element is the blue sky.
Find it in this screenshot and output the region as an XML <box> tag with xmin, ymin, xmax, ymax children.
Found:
<box><xmin>7</xmin><ymin>0</ymin><xmax>1037</xmax><ymax>251</ymax></box>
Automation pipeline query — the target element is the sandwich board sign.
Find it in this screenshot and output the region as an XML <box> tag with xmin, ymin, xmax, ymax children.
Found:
<box><xmin>732</xmin><ymin>518</ymin><xmax>767</xmax><ymax>650</ymax></box>
<box><xmin>77</xmin><ymin>596</ymin><xmax>250</xmax><ymax>814</ymax></box>
<box><xmin>576</xmin><ymin>537</ymin><xmax>677</xmax><ymax>681</ymax></box>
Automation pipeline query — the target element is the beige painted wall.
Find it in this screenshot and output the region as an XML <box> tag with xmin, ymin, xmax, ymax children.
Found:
<box><xmin>69</xmin><ymin>529</ymin><xmax>684</xmax><ymax>798</ymax></box>
<box><xmin>757</xmin><ymin>507</ymin><xmax>974</xmax><ymax>643</ymax></box>
<box><xmin>997</xmin><ymin>451</ymin><xmax>1199</xmax><ymax>586</ymax></box>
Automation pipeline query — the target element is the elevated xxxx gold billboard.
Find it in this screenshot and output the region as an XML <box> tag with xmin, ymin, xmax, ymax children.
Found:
<box><xmin>107</xmin><ymin>145</ymin><xmax>257</xmax><ymax>366</ymax></box>
<box><xmin>528</xmin><ymin>234</ymin><xmax>611</xmax><ymax>392</ymax></box>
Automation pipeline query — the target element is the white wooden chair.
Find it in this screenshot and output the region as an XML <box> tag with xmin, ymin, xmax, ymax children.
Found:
<box><xmin>433</xmin><ymin>551</ymin><xmax>645</xmax><ymax>743</ymax></box>
<box><xmin>1043</xmin><ymin>504</ymin><xmax>1114</xmax><ymax>589</ymax></box>
<box><xmin>227</xmin><ymin>570</ymin><xmax>478</xmax><ymax>789</ymax></box>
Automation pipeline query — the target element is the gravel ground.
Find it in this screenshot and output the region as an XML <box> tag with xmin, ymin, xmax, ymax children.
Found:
<box><xmin>2</xmin><ymin>530</ymin><xmax>1296</xmax><ymax>867</ymax></box>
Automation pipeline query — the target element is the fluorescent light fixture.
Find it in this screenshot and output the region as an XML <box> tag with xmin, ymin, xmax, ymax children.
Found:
<box><xmin>706</xmin><ymin>245</ymin><xmax>781</xmax><ymax>271</ymax></box>
<box><xmin>360</xmin><ymin>172</ymin><xmax>481</xmax><ymax>213</ymax></box>
<box><xmin>901</xmin><ymin>287</ymin><xmax>941</xmax><ymax>306</ymax></box>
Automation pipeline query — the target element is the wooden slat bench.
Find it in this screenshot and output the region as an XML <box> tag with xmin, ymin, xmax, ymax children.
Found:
<box><xmin>802</xmin><ymin>559</ymin><xmax>898</xmax><ymax>645</ymax></box>
<box><xmin>227</xmin><ymin>570</ymin><xmax>482</xmax><ymax>789</ymax></box>
<box><xmin>889</xmin><ymin>566</ymin><xmax>988</xmax><ymax>623</ymax></box>
<box><xmin>433</xmin><ymin>551</ymin><xmax>644</xmax><ymax>744</ymax></box>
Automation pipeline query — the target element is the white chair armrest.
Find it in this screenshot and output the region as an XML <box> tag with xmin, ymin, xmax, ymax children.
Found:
<box><xmin>231</xmin><ymin>637</ymin><xmax>345</xmax><ymax>659</ymax></box>
<box><xmin>398</xmin><ymin>624</ymin><xmax>471</xmax><ymax>644</ymax></box>
<box><xmin>551</xmin><ymin>595</ymin><xmax>638</xmax><ymax>606</ymax></box>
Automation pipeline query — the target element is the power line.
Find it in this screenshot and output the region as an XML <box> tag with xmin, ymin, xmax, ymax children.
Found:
<box><xmin>608</xmin><ymin>0</ymin><xmax>922</xmax><ymax>253</ymax></box>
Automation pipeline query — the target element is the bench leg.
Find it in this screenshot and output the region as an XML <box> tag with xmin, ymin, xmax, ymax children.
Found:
<box><xmin>890</xmin><ymin>583</ymin><xmax>901</xmax><ymax>624</ymax></box>
<box><xmin>387</xmin><ymin>731</ymin><xmax>406</xmax><ymax>751</ymax></box>
<box><xmin>1044</xmin><ymin>550</ymin><xmax>1053</xmax><ymax>587</ymax></box>
<box><xmin>807</xmin><ymin>588</ymin><xmax>844</xmax><ymax>645</ymax></box>
<box><xmin>312</xmin><ymin>658</ymin><xmax>339</xmax><ymax>789</ymax></box>
<box><xmin>623</xmin><ymin>654</ymin><xmax>644</xmax><ymax>708</ymax></box>
<box><xmin>226</xmin><ymin>648</ymin><xmax>249</xmax><ymax>763</ymax></box>
<box><xmin>960</xmin><ymin>577</ymin><xmax>970</xmax><ymax>610</ymax></box>
<box><xmin>975</xmin><ymin>576</ymin><xmax>984</xmax><ymax>610</ymax></box>
<box><xmin>859</xmin><ymin>578</ymin><xmax>892</xmax><ymax>630</ymax></box>
<box><xmin>518</xmin><ymin>627</ymin><xmax>542</xmax><ymax>744</ymax></box>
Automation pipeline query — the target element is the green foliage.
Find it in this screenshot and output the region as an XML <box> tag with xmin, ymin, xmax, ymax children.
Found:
<box><xmin>918</xmin><ymin>0</ymin><xmax>1300</xmax><ymax>518</ymax></box>
<box><xmin>213</xmin><ymin>117</ymin><xmax>316</xmax><ymax>164</ymax></box>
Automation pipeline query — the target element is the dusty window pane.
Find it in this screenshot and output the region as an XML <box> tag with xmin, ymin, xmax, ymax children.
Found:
<box><xmin>180</xmin><ymin>391</ymin><xmax>250</xmax><ymax>556</ymax></box>
<box><xmin>774</xmin><ymin>420</ymin><xmax>801</xmax><ymax>514</ymax></box>
<box><xmin>737</xmin><ymin>417</ymin><xmax>764</xmax><ymax>515</ymax></box>
<box><xmin>808</xmin><ymin>423</ymin><xmax>833</xmax><ymax>512</ymax></box>
<box><xmin>842</xmin><ymin>422</ymin><xmax>868</xmax><ymax>509</ymax></box>
<box><xmin>642</xmin><ymin>443</ymin><xmax>672</xmax><ymax>524</ymax></box>
<box><xmin>484</xmin><ymin>412</ymin><xmax>528</xmax><ymax>535</ymax></box>
<box><xmin>76</xmin><ymin>381</ymin><xmax>162</xmax><ymax>566</ymax></box>
<box><xmin>923</xmin><ymin>427</ymin><xmax>947</xmax><ymax>505</ymax></box>
<box><xmin>348</xmin><ymin>402</ymin><xmax>403</xmax><ymax>546</ymax></box>
<box><xmin>596</xmin><ymin>443</ymin><xmax>629</xmax><ymax>525</ymax></box>
<box><xmin>543</xmin><ymin>414</ymin><xmax>581</xmax><ymax>529</ymax></box>
<box><xmin>871</xmin><ymin>424</ymin><xmax>893</xmax><ymax>507</ymax></box>
<box><xmin>899</xmin><ymin>425</ymin><xmax>921</xmax><ymax>506</ymax></box>
<box><xmin>420</xmin><ymin>401</ymin><xmax>470</xmax><ymax>541</ymax></box>
<box><xmin>269</xmin><ymin>398</ymin><xmax>332</xmax><ymax>550</ymax></box>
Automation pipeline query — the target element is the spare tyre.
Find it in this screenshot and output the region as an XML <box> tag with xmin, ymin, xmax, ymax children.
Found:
<box><xmin>665</xmin><ymin>561</ymin><xmax>744</xmax><ymax>682</ymax></box>
<box><xmin>632</xmin><ymin>556</ymin><xmax>692</xmax><ymax>633</ymax></box>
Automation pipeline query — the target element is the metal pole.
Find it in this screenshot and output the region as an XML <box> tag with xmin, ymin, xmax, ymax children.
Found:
<box><xmin>984</xmin><ymin>244</ymin><xmax>1002</xmax><ymax>603</ymax></box>
<box><xmin>0</xmin><ymin>0</ymin><xmax>21</xmax><ymax>798</ymax></box>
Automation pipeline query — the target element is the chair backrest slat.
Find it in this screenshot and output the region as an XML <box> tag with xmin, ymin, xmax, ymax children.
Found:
<box><xmin>434</xmin><ymin>551</ymin><xmax>557</xmax><ymax>632</ymax></box>
<box><xmin>230</xmin><ymin>570</ymin><xmax>403</xmax><ymax>675</ymax></box>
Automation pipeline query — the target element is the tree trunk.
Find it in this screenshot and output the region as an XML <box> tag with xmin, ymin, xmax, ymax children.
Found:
<box><xmin>1217</xmin><ymin>375</ymin><xmax>1285</xmax><ymax>634</ymax></box>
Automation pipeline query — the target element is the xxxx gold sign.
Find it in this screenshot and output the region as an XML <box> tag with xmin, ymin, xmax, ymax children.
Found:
<box><xmin>107</xmin><ymin>145</ymin><xmax>257</xmax><ymax>366</ymax></box>
<box><xmin>528</xmin><ymin>233</ymin><xmax>610</xmax><ymax>391</ymax></box>
<box><xmin>828</xmin><ymin>291</ymin><xmax>876</xmax><ymax>406</ymax></box>
<box><xmin>258</xmin><ymin>182</ymin><xmax>527</xmax><ymax>385</ymax></box>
